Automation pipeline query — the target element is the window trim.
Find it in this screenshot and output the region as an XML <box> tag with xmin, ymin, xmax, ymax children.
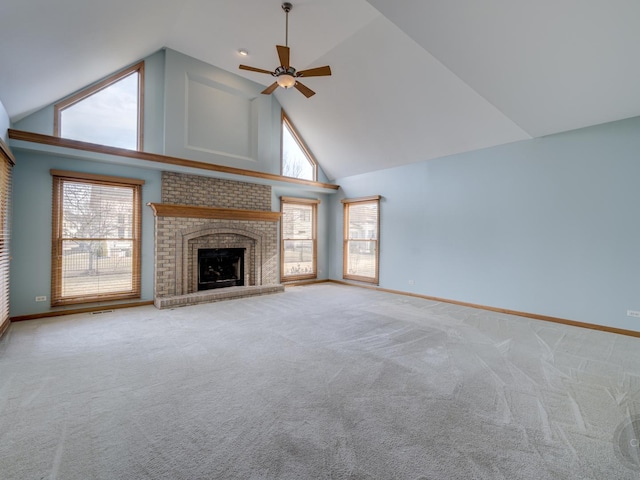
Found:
<box><xmin>50</xmin><ymin>170</ymin><xmax>144</xmax><ymax>306</ymax></box>
<box><xmin>281</xmin><ymin>110</ymin><xmax>318</xmax><ymax>181</ymax></box>
<box><xmin>280</xmin><ymin>196</ymin><xmax>320</xmax><ymax>282</ymax></box>
<box><xmin>342</xmin><ymin>195</ymin><xmax>381</xmax><ymax>285</ymax></box>
<box><xmin>54</xmin><ymin>61</ymin><xmax>145</xmax><ymax>150</ymax></box>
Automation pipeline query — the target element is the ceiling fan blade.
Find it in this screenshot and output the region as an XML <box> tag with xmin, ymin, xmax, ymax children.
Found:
<box><xmin>276</xmin><ymin>45</ymin><xmax>290</xmax><ymax>69</ymax></box>
<box><xmin>261</xmin><ymin>82</ymin><xmax>279</xmax><ymax>95</ymax></box>
<box><xmin>294</xmin><ymin>81</ymin><xmax>315</xmax><ymax>98</ymax></box>
<box><xmin>239</xmin><ymin>65</ymin><xmax>274</xmax><ymax>75</ymax></box>
<box><xmin>296</xmin><ymin>65</ymin><xmax>332</xmax><ymax>78</ymax></box>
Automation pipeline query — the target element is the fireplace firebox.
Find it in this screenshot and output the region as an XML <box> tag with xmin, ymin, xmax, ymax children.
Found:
<box><xmin>197</xmin><ymin>248</ymin><xmax>245</xmax><ymax>290</ymax></box>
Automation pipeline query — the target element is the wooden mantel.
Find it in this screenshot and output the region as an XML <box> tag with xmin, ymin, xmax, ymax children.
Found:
<box><xmin>147</xmin><ymin>203</ymin><xmax>282</xmax><ymax>222</ymax></box>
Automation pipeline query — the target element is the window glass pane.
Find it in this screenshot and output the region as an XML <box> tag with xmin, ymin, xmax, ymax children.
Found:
<box><xmin>61</xmin><ymin>239</ymin><xmax>133</xmax><ymax>298</ymax></box>
<box><xmin>346</xmin><ymin>240</ymin><xmax>377</xmax><ymax>279</ymax></box>
<box><xmin>282</xmin><ymin>203</ymin><xmax>312</xmax><ymax>239</ymax></box>
<box><xmin>62</xmin><ymin>182</ymin><xmax>134</xmax><ymax>239</ymax></box>
<box><xmin>60</xmin><ymin>72</ymin><xmax>139</xmax><ymax>149</ymax></box>
<box><xmin>283</xmin><ymin>239</ymin><xmax>314</xmax><ymax>276</ymax></box>
<box><xmin>282</xmin><ymin>121</ymin><xmax>314</xmax><ymax>180</ymax></box>
<box><xmin>348</xmin><ymin>202</ymin><xmax>378</xmax><ymax>240</ymax></box>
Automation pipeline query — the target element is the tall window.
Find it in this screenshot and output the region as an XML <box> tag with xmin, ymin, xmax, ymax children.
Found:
<box><xmin>51</xmin><ymin>170</ymin><xmax>144</xmax><ymax>306</ymax></box>
<box><xmin>281</xmin><ymin>196</ymin><xmax>319</xmax><ymax>281</ymax></box>
<box><xmin>342</xmin><ymin>196</ymin><xmax>381</xmax><ymax>284</ymax></box>
<box><xmin>54</xmin><ymin>61</ymin><xmax>144</xmax><ymax>150</ymax></box>
<box><xmin>281</xmin><ymin>111</ymin><xmax>317</xmax><ymax>181</ymax></box>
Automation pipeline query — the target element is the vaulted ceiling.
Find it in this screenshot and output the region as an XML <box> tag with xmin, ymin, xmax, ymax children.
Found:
<box><xmin>1</xmin><ymin>0</ymin><xmax>639</xmax><ymax>179</ymax></box>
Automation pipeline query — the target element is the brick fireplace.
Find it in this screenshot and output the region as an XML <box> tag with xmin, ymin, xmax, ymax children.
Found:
<box><xmin>149</xmin><ymin>172</ymin><xmax>283</xmax><ymax>308</ymax></box>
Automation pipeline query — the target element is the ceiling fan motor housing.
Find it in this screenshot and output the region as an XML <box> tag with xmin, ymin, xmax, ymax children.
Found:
<box><xmin>273</xmin><ymin>66</ymin><xmax>297</xmax><ymax>78</ymax></box>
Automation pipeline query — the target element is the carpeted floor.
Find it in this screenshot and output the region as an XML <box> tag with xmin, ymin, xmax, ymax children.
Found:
<box><xmin>1</xmin><ymin>283</ymin><xmax>639</xmax><ymax>479</ymax></box>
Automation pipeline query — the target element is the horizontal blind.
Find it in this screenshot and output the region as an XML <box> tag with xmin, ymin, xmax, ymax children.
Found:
<box><xmin>343</xmin><ymin>198</ymin><xmax>380</xmax><ymax>284</ymax></box>
<box><xmin>0</xmin><ymin>144</ymin><xmax>13</xmax><ymax>332</ymax></box>
<box><xmin>281</xmin><ymin>198</ymin><xmax>318</xmax><ymax>280</ymax></box>
<box><xmin>51</xmin><ymin>172</ymin><xmax>143</xmax><ymax>306</ymax></box>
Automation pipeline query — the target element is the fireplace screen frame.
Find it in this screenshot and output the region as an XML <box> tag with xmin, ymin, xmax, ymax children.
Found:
<box><xmin>197</xmin><ymin>248</ymin><xmax>245</xmax><ymax>290</ymax></box>
<box><xmin>177</xmin><ymin>226</ymin><xmax>267</xmax><ymax>296</ymax></box>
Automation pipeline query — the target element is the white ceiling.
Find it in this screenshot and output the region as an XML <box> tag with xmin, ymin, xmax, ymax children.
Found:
<box><xmin>1</xmin><ymin>0</ymin><xmax>639</xmax><ymax>179</ymax></box>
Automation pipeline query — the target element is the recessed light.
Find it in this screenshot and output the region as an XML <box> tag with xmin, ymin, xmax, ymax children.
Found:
<box><xmin>238</xmin><ymin>49</ymin><xmax>249</xmax><ymax>56</ymax></box>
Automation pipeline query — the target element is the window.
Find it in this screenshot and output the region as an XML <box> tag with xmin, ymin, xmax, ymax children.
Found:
<box><xmin>281</xmin><ymin>196</ymin><xmax>320</xmax><ymax>281</ymax></box>
<box><xmin>54</xmin><ymin>61</ymin><xmax>144</xmax><ymax>150</ymax></box>
<box><xmin>342</xmin><ymin>196</ymin><xmax>381</xmax><ymax>284</ymax></box>
<box><xmin>281</xmin><ymin>111</ymin><xmax>317</xmax><ymax>181</ymax></box>
<box><xmin>51</xmin><ymin>170</ymin><xmax>144</xmax><ymax>306</ymax></box>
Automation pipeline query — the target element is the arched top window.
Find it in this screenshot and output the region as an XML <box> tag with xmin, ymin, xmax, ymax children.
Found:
<box><xmin>281</xmin><ymin>110</ymin><xmax>317</xmax><ymax>181</ymax></box>
<box><xmin>54</xmin><ymin>61</ymin><xmax>144</xmax><ymax>150</ymax></box>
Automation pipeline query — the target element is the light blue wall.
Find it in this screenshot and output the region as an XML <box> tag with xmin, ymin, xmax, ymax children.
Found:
<box><xmin>0</xmin><ymin>100</ymin><xmax>9</xmax><ymax>142</ymax></box>
<box><xmin>330</xmin><ymin>116</ymin><xmax>640</xmax><ymax>332</ymax></box>
<box><xmin>163</xmin><ymin>49</ymin><xmax>277</xmax><ymax>172</ymax></box>
<box><xmin>10</xmin><ymin>152</ymin><xmax>161</xmax><ymax>317</ymax></box>
<box><xmin>161</xmin><ymin>49</ymin><xmax>329</xmax><ymax>181</ymax></box>
<box><xmin>139</xmin><ymin>50</ymin><xmax>166</xmax><ymax>154</ymax></box>
<box><xmin>13</xmin><ymin>48</ymin><xmax>329</xmax><ymax>182</ymax></box>
<box><xmin>9</xmin><ymin>150</ymin><xmax>332</xmax><ymax>317</ymax></box>
<box><xmin>9</xmin><ymin>48</ymin><xmax>336</xmax><ymax>317</ymax></box>
<box><xmin>10</xmin><ymin>102</ymin><xmax>53</xmax><ymax>136</ymax></box>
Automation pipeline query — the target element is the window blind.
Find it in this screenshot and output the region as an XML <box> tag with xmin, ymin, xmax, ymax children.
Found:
<box><xmin>51</xmin><ymin>170</ymin><xmax>143</xmax><ymax>306</ymax></box>
<box><xmin>0</xmin><ymin>140</ymin><xmax>14</xmax><ymax>335</ymax></box>
<box><xmin>342</xmin><ymin>196</ymin><xmax>380</xmax><ymax>284</ymax></box>
<box><xmin>280</xmin><ymin>197</ymin><xmax>319</xmax><ymax>281</ymax></box>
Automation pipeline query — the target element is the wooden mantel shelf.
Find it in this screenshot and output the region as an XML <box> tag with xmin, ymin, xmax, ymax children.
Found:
<box><xmin>147</xmin><ymin>203</ymin><xmax>282</xmax><ymax>222</ymax></box>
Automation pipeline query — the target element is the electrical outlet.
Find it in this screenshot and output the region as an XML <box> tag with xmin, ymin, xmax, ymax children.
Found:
<box><xmin>408</xmin><ymin>280</ymin><xmax>415</xmax><ymax>285</ymax></box>
<box><xmin>35</xmin><ymin>296</ymin><xmax>47</xmax><ymax>302</ymax></box>
<box><xmin>627</xmin><ymin>310</ymin><xmax>640</xmax><ymax>318</ymax></box>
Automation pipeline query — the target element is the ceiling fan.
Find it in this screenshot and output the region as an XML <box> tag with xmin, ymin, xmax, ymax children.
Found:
<box><xmin>239</xmin><ymin>2</ymin><xmax>332</xmax><ymax>98</ymax></box>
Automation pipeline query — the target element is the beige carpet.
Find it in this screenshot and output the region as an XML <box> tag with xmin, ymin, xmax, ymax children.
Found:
<box><xmin>0</xmin><ymin>283</ymin><xmax>639</xmax><ymax>479</ymax></box>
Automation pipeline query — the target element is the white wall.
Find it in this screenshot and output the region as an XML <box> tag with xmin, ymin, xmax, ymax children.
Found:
<box><xmin>330</xmin><ymin>116</ymin><xmax>640</xmax><ymax>332</ymax></box>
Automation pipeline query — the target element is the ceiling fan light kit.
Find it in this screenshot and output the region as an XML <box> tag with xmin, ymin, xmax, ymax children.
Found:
<box><xmin>276</xmin><ymin>73</ymin><xmax>296</xmax><ymax>89</ymax></box>
<box><xmin>239</xmin><ymin>2</ymin><xmax>332</xmax><ymax>98</ymax></box>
